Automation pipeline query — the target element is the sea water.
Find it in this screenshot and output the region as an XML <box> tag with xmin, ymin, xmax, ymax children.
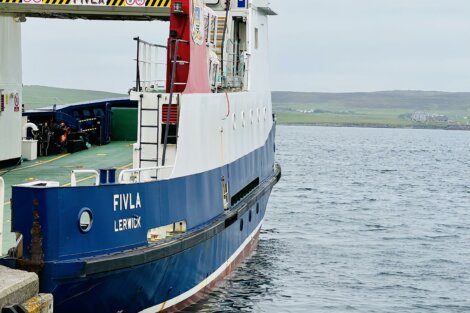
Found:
<box><xmin>187</xmin><ymin>125</ymin><xmax>470</xmax><ymax>313</ymax></box>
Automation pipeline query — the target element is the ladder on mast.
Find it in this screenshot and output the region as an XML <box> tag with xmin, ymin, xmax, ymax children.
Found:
<box><xmin>161</xmin><ymin>38</ymin><xmax>189</xmax><ymax>166</ymax></box>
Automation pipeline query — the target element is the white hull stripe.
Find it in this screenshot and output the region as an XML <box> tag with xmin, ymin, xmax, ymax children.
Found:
<box><xmin>139</xmin><ymin>219</ymin><xmax>264</xmax><ymax>313</ymax></box>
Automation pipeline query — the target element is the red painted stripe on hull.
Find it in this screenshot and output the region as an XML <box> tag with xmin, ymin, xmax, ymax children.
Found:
<box><xmin>162</xmin><ymin>227</ymin><xmax>262</xmax><ymax>313</ymax></box>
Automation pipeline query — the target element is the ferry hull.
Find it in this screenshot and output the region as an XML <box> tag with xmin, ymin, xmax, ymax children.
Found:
<box><xmin>6</xmin><ymin>126</ymin><xmax>278</xmax><ymax>313</ymax></box>
<box><xmin>47</xmin><ymin>194</ymin><xmax>270</xmax><ymax>313</ymax></box>
<box><xmin>1</xmin><ymin>0</ymin><xmax>280</xmax><ymax>311</ymax></box>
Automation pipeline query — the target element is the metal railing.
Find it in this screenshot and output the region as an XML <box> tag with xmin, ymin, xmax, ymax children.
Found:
<box><xmin>221</xmin><ymin>39</ymin><xmax>247</xmax><ymax>89</ymax></box>
<box><xmin>118</xmin><ymin>166</ymin><xmax>173</xmax><ymax>184</ymax></box>
<box><xmin>67</xmin><ymin>166</ymin><xmax>172</xmax><ymax>186</ymax></box>
<box><xmin>134</xmin><ymin>37</ymin><xmax>167</xmax><ymax>92</ymax></box>
<box><xmin>71</xmin><ymin>170</ymin><xmax>100</xmax><ymax>187</ymax></box>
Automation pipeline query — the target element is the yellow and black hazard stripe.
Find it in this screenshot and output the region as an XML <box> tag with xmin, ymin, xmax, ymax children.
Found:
<box><xmin>145</xmin><ymin>0</ymin><xmax>170</xmax><ymax>8</ymax></box>
<box><xmin>0</xmin><ymin>0</ymin><xmax>22</xmax><ymax>3</ymax></box>
<box><xmin>43</xmin><ymin>0</ymin><xmax>70</xmax><ymax>4</ymax></box>
<box><xmin>107</xmin><ymin>0</ymin><xmax>125</xmax><ymax>6</ymax></box>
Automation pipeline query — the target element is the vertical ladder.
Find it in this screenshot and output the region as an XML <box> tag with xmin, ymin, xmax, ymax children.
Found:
<box><xmin>138</xmin><ymin>94</ymin><xmax>161</xmax><ymax>179</ymax></box>
<box><xmin>134</xmin><ymin>37</ymin><xmax>167</xmax><ymax>180</ymax></box>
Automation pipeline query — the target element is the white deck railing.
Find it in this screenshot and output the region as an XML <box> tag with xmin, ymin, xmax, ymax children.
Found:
<box><xmin>71</xmin><ymin>170</ymin><xmax>100</xmax><ymax>187</ymax></box>
<box><xmin>134</xmin><ymin>37</ymin><xmax>167</xmax><ymax>92</ymax></box>
<box><xmin>119</xmin><ymin>166</ymin><xmax>173</xmax><ymax>184</ymax></box>
<box><xmin>68</xmin><ymin>166</ymin><xmax>173</xmax><ymax>186</ymax></box>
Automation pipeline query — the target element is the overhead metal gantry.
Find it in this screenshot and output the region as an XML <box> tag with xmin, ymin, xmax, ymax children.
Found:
<box><xmin>0</xmin><ymin>0</ymin><xmax>171</xmax><ymax>166</ymax></box>
<box><xmin>0</xmin><ymin>0</ymin><xmax>171</xmax><ymax>20</ymax></box>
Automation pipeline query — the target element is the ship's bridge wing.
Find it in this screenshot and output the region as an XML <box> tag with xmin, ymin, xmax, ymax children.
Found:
<box><xmin>0</xmin><ymin>0</ymin><xmax>170</xmax><ymax>21</ymax></box>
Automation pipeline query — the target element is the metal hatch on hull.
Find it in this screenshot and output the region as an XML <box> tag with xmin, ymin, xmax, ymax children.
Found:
<box><xmin>0</xmin><ymin>0</ymin><xmax>171</xmax><ymax>21</ymax></box>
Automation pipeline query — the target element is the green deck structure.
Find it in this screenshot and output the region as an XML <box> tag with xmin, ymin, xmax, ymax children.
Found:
<box><xmin>1</xmin><ymin>142</ymin><xmax>133</xmax><ymax>255</ymax></box>
<box><xmin>111</xmin><ymin>108</ymin><xmax>138</xmax><ymax>141</ymax></box>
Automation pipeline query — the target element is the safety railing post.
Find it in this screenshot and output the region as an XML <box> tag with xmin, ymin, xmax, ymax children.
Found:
<box><xmin>71</xmin><ymin>170</ymin><xmax>100</xmax><ymax>187</ymax></box>
<box><xmin>134</xmin><ymin>37</ymin><xmax>141</xmax><ymax>92</ymax></box>
<box><xmin>118</xmin><ymin>166</ymin><xmax>173</xmax><ymax>184</ymax></box>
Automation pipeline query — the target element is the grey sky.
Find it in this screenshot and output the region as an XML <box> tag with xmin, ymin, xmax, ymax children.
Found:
<box><xmin>22</xmin><ymin>0</ymin><xmax>470</xmax><ymax>93</ymax></box>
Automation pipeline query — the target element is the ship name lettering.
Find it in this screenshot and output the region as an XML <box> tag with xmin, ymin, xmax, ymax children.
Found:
<box><xmin>114</xmin><ymin>216</ymin><xmax>142</xmax><ymax>232</ymax></box>
<box><xmin>113</xmin><ymin>192</ymin><xmax>141</xmax><ymax>211</ymax></box>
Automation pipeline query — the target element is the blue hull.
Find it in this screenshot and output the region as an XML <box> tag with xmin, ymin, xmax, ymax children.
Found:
<box><xmin>7</xmin><ymin>126</ymin><xmax>278</xmax><ymax>312</ymax></box>
<box><xmin>52</xmin><ymin>194</ymin><xmax>270</xmax><ymax>313</ymax></box>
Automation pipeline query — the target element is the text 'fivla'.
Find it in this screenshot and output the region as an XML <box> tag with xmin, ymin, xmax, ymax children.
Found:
<box><xmin>113</xmin><ymin>192</ymin><xmax>142</xmax><ymax>211</ymax></box>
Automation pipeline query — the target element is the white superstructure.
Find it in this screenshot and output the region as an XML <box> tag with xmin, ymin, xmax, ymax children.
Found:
<box><xmin>0</xmin><ymin>16</ymin><xmax>22</xmax><ymax>165</ymax></box>
<box><xmin>130</xmin><ymin>0</ymin><xmax>276</xmax><ymax>181</ymax></box>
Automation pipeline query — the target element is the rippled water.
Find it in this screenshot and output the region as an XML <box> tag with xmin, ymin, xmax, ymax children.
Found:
<box><xmin>187</xmin><ymin>125</ymin><xmax>470</xmax><ymax>313</ymax></box>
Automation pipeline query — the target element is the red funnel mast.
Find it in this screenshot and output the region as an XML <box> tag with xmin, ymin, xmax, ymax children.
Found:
<box><xmin>166</xmin><ymin>0</ymin><xmax>211</xmax><ymax>94</ymax></box>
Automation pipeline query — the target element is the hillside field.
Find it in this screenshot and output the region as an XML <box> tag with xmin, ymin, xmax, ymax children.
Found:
<box><xmin>273</xmin><ymin>91</ymin><xmax>470</xmax><ymax>129</ymax></box>
<box><xmin>23</xmin><ymin>85</ymin><xmax>125</xmax><ymax>110</ymax></box>
<box><xmin>22</xmin><ymin>86</ymin><xmax>470</xmax><ymax>130</ymax></box>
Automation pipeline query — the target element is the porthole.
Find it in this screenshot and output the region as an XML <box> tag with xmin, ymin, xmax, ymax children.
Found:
<box><xmin>241</xmin><ymin>111</ymin><xmax>246</xmax><ymax>128</ymax></box>
<box><xmin>250</xmin><ymin>109</ymin><xmax>254</xmax><ymax>124</ymax></box>
<box><xmin>240</xmin><ymin>218</ymin><xmax>244</xmax><ymax>231</ymax></box>
<box><xmin>78</xmin><ymin>208</ymin><xmax>93</xmax><ymax>233</ymax></box>
<box><xmin>263</xmin><ymin>107</ymin><xmax>267</xmax><ymax>120</ymax></box>
<box><xmin>232</xmin><ymin>113</ymin><xmax>237</xmax><ymax>130</ymax></box>
<box><xmin>249</xmin><ymin>210</ymin><xmax>252</xmax><ymax>222</ymax></box>
<box><xmin>256</xmin><ymin>203</ymin><xmax>260</xmax><ymax>214</ymax></box>
<box><xmin>257</xmin><ymin>108</ymin><xmax>260</xmax><ymax>122</ymax></box>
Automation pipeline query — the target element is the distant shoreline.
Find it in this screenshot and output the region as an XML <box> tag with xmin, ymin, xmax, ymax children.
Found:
<box><xmin>277</xmin><ymin>122</ymin><xmax>470</xmax><ymax>131</ymax></box>
<box><xmin>22</xmin><ymin>86</ymin><xmax>470</xmax><ymax>132</ymax></box>
<box><xmin>273</xmin><ymin>90</ymin><xmax>470</xmax><ymax>133</ymax></box>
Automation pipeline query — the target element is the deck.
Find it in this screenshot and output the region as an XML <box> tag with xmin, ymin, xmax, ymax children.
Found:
<box><xmin>1</xmin><ymin>141</ymin><xmax>133</xmax><ymax>255</ymax></box>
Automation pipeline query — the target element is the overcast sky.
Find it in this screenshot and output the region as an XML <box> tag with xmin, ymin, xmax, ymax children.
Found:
<box><xmin>22</xmin><ymin>0</ymin><xmax>470</xmax><ymax>93</ymax></box>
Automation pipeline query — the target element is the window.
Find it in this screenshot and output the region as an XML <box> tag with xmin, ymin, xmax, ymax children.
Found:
<box><xmin>78</xmin><ymin>208</ymin><xmax>93</xmax><ymax>233</ymax></box>
<box><xmin>255</xmin><ymin>28</ymin><xmax>259</xmax><ymax>49</ymax></box>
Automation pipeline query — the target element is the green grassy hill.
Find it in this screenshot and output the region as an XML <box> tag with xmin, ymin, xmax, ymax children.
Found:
<box><xmin>22</xmin><ymin>86</ymin><xmax>470</xmax><ymax>129</ymax></box>
<box><xmin>272</xmin><ymin>90</ymin><xmax>470</xmax><ymax>110</ymax></box>
<box><xmin>273</xmin><ymin>91</ymin><xmax>470</xmax><ymax>129</ymax></box>
<box><xmin>23</xmin><ymin>85</ymin><xmax>125</xmax><ymax>110</ymax></box>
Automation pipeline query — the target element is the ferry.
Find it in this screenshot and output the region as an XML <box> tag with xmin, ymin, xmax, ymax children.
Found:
<box><xmin>0</xmin><ymin>0</ymin><xmax>280</xmax><ymax>312</ymax></box>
